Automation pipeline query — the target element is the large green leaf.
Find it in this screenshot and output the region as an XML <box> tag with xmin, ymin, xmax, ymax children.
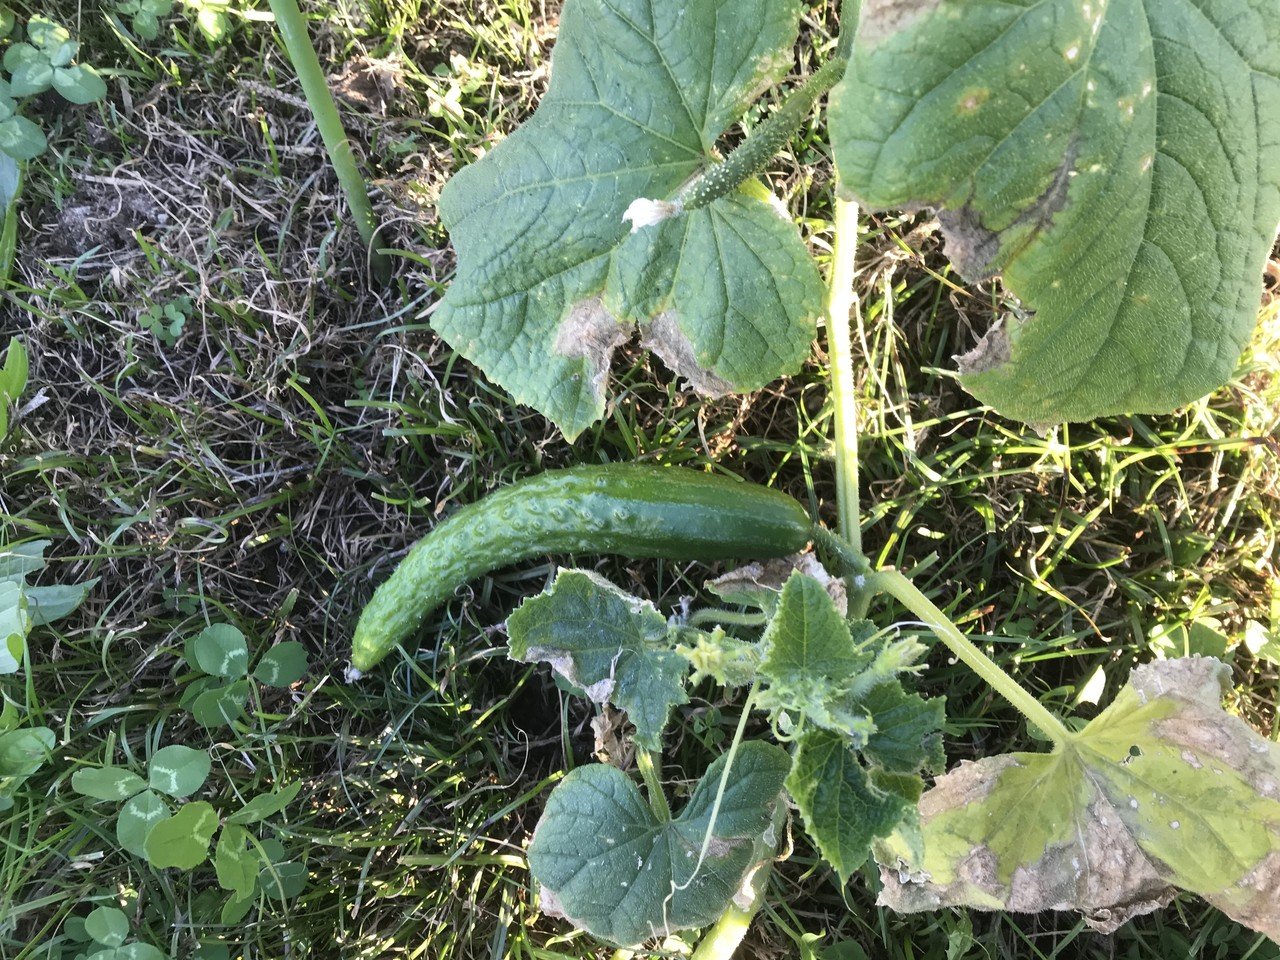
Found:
<box><xmin>528</xmin><ymin>741</ymin><xmax>789</xmax><ymax>947</ymax></box>
<box><xmin>508</xmin><ymin>570</ymin><xmax>688</xmax><ymax>751</ymax></box>
<box><xmin>435</xmin><ymin>0</ymin><xmax>823</xmax><ymax>438</ymax></box>
<box><xmin>831</xmin><ymin>0</ymin><xmax>1280</xmax><ymax>426</ymax></box>
<box><xmin>877</xmin><ymin>658</ymin><xmax>1280</xmax><ymax>939</ymax></box>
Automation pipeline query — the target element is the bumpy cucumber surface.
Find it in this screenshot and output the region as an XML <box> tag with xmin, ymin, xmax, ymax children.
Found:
<box><xmin>349</xmin><ymin>465</ymin><xmax>812</xmax><ymax>674</ymax></box>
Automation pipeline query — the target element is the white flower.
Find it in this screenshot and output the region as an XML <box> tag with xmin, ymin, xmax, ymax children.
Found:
<box><xmin>622</xmin><ymin>197</ymin><xmax>682</xmax><ymax>232</ymax></box>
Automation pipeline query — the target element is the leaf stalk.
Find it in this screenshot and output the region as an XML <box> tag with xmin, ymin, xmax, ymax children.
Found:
<box><xmin>871</xmin><ymin>568</ymin><xmax>1074</xmax><ymax>747</ymax></box>
<box><xmin>636</xmin><ymin>751</ymin><xmax>671</xmax><ymax>822</ymax></box>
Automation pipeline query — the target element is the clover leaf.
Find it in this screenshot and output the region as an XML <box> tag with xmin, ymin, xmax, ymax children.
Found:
<box><xmin>830</xmin><ymin>0</ymin><xmax>1280</xmax><ymax>427</ymax></box>
<box><xmin>435</xmin><ymin>0</ymin><xmax>824</xmax><ymax>438</ymax></box>
<box><xmin>144</xmin><ymin>800</ymin><xmax>219</xmax><ymax>869</ymax></box>
<box><xmin>877</xmin><ymin>657</ymin><xmax>1280</xmax><ymax>940</ymax></box>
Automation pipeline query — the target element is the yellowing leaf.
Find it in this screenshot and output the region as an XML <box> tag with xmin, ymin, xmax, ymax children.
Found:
<box><xmin>877</xmin><ymin>658</ymin><xmax>1280</xmax><ymax>940</ymax></box>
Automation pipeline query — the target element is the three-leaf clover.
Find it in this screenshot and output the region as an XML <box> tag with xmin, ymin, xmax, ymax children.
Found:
<box><xmin>137</xmin><ymin>297</ymin><xmax>190</xmax><ymax>346</ymax></box>
<box><xmin>76</xmin><ymin>906</ymin><xmax>166</xmax><ymax>960</ymax></box>
<box><xmin>71</xmin><ymin>741</ymin><xmax>307</xmax><ymax>914</ymax></box>
<box><xmin>115</xmin><ymin>0</ymin><xmax>173</xmax><ymax>42</ymax></box>
<box><xmin>3</xmin><ymin>16</ymin><xmax>106</xmax><ymax>105</ymax></box>
<box><xmin>72</xmin><ymin>744</ymin><xmax>212</xmax><ymax>863</ymax></box>
<box><xmin>179</xmin><ymin>623</ymin><xmax>308</xmax><ymax>728</ymax></box>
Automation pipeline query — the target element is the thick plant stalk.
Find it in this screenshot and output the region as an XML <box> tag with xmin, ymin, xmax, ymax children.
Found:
<box><xmin>267</xmin><ymin>0</ymin><xmax>389</xmax><ymax>280</ymax></box>
<box><xmin>826</xmin><ymin>196</ymin><xmax>863</xmax><ymax>556</ymax></box>
<box><xmin>872</xmin><ymin>568</ymin><xmax>1074</xmax><ymax>747</ymax></box>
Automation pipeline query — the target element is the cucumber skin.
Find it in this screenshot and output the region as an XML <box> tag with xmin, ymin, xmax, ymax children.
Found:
<box><xmin>350</xmin><ymin>465</ymin><xmax>812</xmax><ymax>673</ymax></box>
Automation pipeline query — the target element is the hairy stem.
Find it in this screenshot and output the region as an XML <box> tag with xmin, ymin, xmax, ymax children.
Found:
<box><xmin>872</xmin><ymin>569</ymin><xmax>1074</xmax><ymax>747</ymax></box>
<box><xmin>266</xmin><ymin>0</ymin><xmax>389</xmax><ymax>280</ymax></box>
<box><xmin>689</xmin><ymin>608</ymin><xmax>769</xmax><ymax>629</ymax></box>
<box><xmin>636</xmin><ymin>751</ymin><xmax>671</xmax><ymax>822</ymax></box>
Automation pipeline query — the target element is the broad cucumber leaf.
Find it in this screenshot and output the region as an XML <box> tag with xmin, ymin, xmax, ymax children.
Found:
<box><xmin>528</xmin><ymin>741</ymin><xmax>790</xmax><ymax>947</ymax></box>
<box><xmin>435</xmin><ymin>0</ymin><xmax>823</xmax><ymax>439</ymax></box>
<box><xmin>508</xmin><ymin>570</ymin><xmax>688</xmax><ymax>751</ymax></box>
<box><xmin>877</xmin><ymin>658</ymin><xmax>1280</xmax><ymax>940</ymax></box>
<box><xmin>831</xmin><ymin>0</ymin><xmax>1280</xmax><ymax>426</ymax></box>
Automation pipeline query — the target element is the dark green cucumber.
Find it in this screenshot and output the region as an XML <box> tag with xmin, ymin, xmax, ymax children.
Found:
<box><xmin>349</xmin><ymin>465</ymin><xmax>812</xmax><ymax>674</ymax></box>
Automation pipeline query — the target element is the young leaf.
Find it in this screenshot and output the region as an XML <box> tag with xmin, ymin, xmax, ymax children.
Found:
<box><xmin>187</xmin><ymin>623</ymin><xmax>249</xmax><ymax>677</ymax></box>
<box><xmin>508</xmin><ymin>570</ymin><xmax>688</xmax><ymax>752</ymax></box>
<box><xmin>755</xmin><ymin>573</ymin><xmax>926</xmax><ymax>741</ymax></box>
<box><xmin>84</xmin><ymin>907</ymin><xmax>129</xmax><ymax>948</ymax></box>
<box><xmin>877</xmin><ymin>657</ymin><xmax>1280</xmax><ymax>939</ymax></box>
<box><xmin>147</xmin><ymin>745</ymin><xmax>211</xmax><ymax>799</ymax></box>
<box><xmin>71</xmin><ymin>766</ymin><xmax>147</xmax><ymax>802</ymax></box>
<box><xmin>116</xmin><ymin>789</ymin><xmax>168</xmax><ymax>858</ymax></box>
<box><xmin>434</xmin><ymin>0</ymin><xmax>821</xmax><ymax>439</ymax></box>
<box><xmin>214</xmin><ymin>823</ymin><xmax>258</xmax><ymax>899</ymax></box>
<box><xmin>787</xmin><ymin>728</ymin><xmax>921</xmax><ymax>885</ymax></box>
<box><xmin>252</xmin><ymin>641</ymin><xmax>307</xmax><ymax>686</ymax></box>
<box><xmin>528</xmin><ymin>741</ymin><xmax>790</xmax><ymax>947</ymax></box>
<box><xmin>143</xmin><ymin>800</ymin><xmax>218</xmax><ymax>869</ymax></box>
<box><xmin>26</xmin><ymin>579</ymin><xmax>99</xmax><ymax>626</ymax></box>
<box><xmin>0</xmin><ymin>539</ymin><xmax>48</xmax><ymax>579</ymax></box>
<box><xmin>830</xmin><ymin>0</ymin><xmax>1280</xmax><ymax>427</ymax></box>
<box><xmin>226</xmin><ymin>781</ymin><xmax>302</xmax><ymax>825</ymax></box>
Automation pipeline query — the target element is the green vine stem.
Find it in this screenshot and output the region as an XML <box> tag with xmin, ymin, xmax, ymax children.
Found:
<box><xmin>636</xmin><ymin>751</ymin><xmax>671</xmax><ymax>822</ymax></box>
<box><xmin>266</xmin><ymin>0</ymin><xmax>389</xmax><ymax>280</ymax></box>
<box><xmin>871</xmin><ymin>568</ymin><xmax>1074</xmax><ymax>747</ymax></box>
<box><xmin>825</xmin><ymin>196</ymin><xmax>863</xmax><ymax>555</ymax></box>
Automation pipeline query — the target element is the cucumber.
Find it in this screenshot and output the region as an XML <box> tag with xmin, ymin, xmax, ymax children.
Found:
<box><xmin>349</xmin><ymin>465</ymin><xmax>812</xmax><ymax>675</ymax></box>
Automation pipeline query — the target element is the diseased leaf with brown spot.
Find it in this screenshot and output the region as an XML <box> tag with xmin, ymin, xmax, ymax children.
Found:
<box><xmin>434</xmin><ymin>0</ymin><xmax>824</xmax><ymax>439</ymax></box>
<box><xmin>831</xmin><ymin>0</ymin><xmax>1280</xmax><ymax>426</ymax></box>
<box><xmin>876</xmin><ymin>658</ymin><xmax>1280</xmax><ymax>940</ymax></box>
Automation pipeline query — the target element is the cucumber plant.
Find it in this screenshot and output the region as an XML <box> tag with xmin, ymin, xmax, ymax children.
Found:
<box><xmin>356</xmin><ymin>0</ymin><xmax>1280</xmax><ymax>955</ymax></box>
